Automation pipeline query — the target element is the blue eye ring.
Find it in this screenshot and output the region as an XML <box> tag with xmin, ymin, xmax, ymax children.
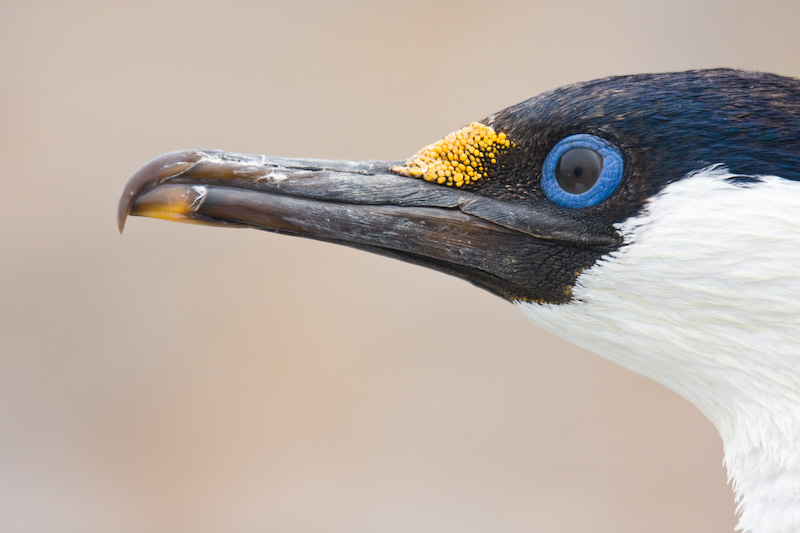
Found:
<box><xmin>541</xmin><ymin>134</ymin><xmax>624</xmax><ymax>208</ymax></box>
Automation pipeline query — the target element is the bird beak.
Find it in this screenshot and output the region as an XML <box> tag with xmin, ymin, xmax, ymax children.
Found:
<box><xmin>118</xmin><ymin>149</ymin><xmax>613</xmax><ymax>301</ymax></box>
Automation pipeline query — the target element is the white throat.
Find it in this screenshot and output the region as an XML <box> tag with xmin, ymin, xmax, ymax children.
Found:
<box><xmin>517</xmin><ymin>168</ymin><xmax>800</xmax><ymax>532</ymax></box>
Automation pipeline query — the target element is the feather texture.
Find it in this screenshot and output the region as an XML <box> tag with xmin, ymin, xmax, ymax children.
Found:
<box><xmin>518</xmin><ymin>167</ymin><xmax>800</xmax><ymax>532</ymax></box>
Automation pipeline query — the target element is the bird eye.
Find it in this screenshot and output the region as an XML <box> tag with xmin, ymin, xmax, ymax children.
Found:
<box><xmin>542</xmin><ymin>134</ymin><xmax>623</xmax><ymax>208</ymax></box>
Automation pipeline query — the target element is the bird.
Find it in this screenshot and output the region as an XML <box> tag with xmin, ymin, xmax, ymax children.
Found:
<box><xmin>118</xmin><ymin>69</ymin><xmax>800</xmax><ymax>533</ymax></box>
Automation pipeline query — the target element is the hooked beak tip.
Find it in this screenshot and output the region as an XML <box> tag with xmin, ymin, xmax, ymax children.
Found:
<box><xmin>117</xmin><ymin>150</ymin><xmax>207</xmax><ymax>233</ymax></box>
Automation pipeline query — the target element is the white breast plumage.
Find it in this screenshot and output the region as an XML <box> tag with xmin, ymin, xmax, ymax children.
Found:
<box><xmin>518</xmin><ymin>166</ymin><xmax>800</xmax><ymax>533</ymax></box>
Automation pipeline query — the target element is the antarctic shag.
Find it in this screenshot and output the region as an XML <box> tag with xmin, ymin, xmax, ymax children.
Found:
<box><xmin>118</xmin><ymin>69</ymin><xmax>800</xmax><ymax>533</ymax></box>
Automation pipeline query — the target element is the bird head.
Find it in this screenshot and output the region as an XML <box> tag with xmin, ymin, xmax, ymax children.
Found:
<box><xmin>119</xmin><ymin>69</ymin><xmax>800</xmax><ymax>532</ymax></box>
<box><xmin>118</xmin><ymin>69</ymin><xmax>800</xmax><ymax>305</ymax></box>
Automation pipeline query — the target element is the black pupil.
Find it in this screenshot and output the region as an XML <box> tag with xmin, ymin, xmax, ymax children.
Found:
<box><xmin>555</xmin><ymin>148</ymin><xmax>603</xmax><ymax>194</ymax></box>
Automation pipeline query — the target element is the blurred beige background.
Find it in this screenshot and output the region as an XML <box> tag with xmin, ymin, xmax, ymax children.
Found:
<box><xmin>3</xmin><ymin>1</ymin><xmax>799</xmax><ymax>531</ymax></box>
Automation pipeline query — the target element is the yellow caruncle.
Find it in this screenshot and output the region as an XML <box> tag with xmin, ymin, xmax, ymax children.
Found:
<box><xmin>391</xmin><ymin>122</ymin><xmax>512</xmax><ymax>187</ymax></box>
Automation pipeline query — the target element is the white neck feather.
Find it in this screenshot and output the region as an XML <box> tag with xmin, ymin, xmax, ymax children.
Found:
<box><xmin>517</xmin><ymin>168</ymin><xmax>800</xmax><ymax>532</ymax></box>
